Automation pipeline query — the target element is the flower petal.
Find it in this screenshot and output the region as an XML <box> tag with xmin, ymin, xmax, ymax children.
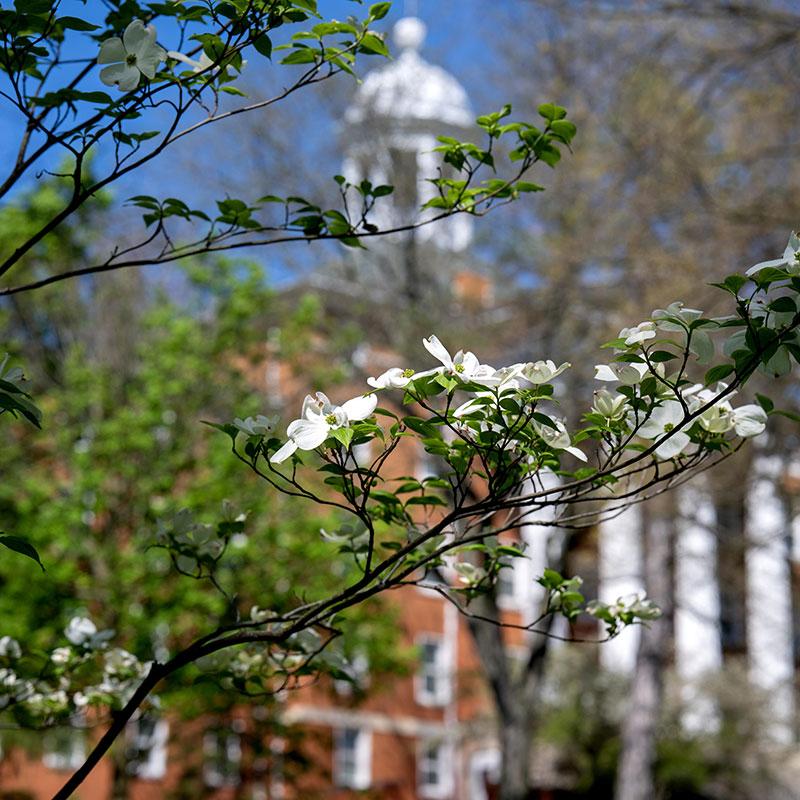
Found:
<box><xmin>594</xmin><ymin>364</ymin><xmax>619</xmax><ymax>382</ymax></box>
<box><xmin>97</xmin><ymin>36</ymin><xmax>125</xmax><ymax>64</ymax></box>
<box><xmin>367</xmin><ymin>368</ymin><xmax>409</xmax><ymax>389</ymax></box>
<box><xmin>270</xmin><ymin>439</ymin><xmax>298</xmax><ymax>464</ymax></box>
<box><xmin>340</xmin><ymin>393</ymin><xmax>378</xmax><ymax>422</ymax></box>
<box><xmin>288</xmin><ymin>419</ymin><xmax>330</xmax><ymax>450</ymax></box>
<box><xmin>99</xmin><ymin>63</ymin><xmax>141</xmax><ymax>91</ymax></box>
<box><xmin>745</xmin><ymin>257</ymin><xmax>788</xmax><ymax>276</ymax></box>
<box><xmin>422</xmin><ymin>335</ymin><xmax>453</xmax><ymax>369</ymax></box>
<box><xmin>565</xmin><ymin>445</ymin><xmax>588</xmax><ymax>462</ymax></box>
<box><xmin>655</xmin><ymin>431</ymin><xmax>690</xmax><ymax>459</ymax></box>
<box><xmin>732</xmin><ymin>404</ymin><xmax>767</xmax><ymax>437</ymax></box>
<box><xmin>136</xmin><ymin>43</ymin><xmax>166</xmax><ymax>79</ymax></box>
<box><xmin>123</xmin><ymin>19</ymin><xmax>154</xmax><ymax>56</ymax></box>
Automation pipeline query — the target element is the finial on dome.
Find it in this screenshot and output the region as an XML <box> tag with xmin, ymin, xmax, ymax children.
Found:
<box><xmin>393</xmin><ymin>16</ymin><xmax>426</xmax><ymax>52</ymax></box>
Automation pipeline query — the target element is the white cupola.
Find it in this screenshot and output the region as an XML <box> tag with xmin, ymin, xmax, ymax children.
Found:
<box><xmin>341</xmin><ymin>16</ymin><xmax>475</xmax><ymax>252</ymax></box>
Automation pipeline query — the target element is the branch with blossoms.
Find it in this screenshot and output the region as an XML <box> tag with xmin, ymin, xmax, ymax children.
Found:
<box><xmin>0</xmin><ymin>233</ymin><xmax>790</xmax><ymax>798</ymax></box>
<box><xmin>0</xmin><ymin>1</ymin><xmax>575</xmax><ymax>295</ymax></box>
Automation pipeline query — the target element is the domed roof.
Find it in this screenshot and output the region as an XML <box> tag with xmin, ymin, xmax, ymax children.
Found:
<box><xmin>345</xmin><ymin>17</ymin><xmax>473</xmax><ymax>130</ymax></box>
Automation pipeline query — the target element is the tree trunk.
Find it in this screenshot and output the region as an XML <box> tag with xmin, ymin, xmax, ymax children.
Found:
<box><xmin>498</xmin><ymin>698</ymin><xmax>539</xmax><ymax>800</ymax></box>
<box><xmin>614</xmin><ymin>507</ymin><xmax>675</xmax><ymax>800</ymax></box>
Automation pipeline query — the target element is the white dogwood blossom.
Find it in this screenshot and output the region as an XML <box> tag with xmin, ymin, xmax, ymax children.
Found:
<box><xmin>730</xmin><ymin>404</ymin><xmax>768</xmax><ymax>437</ymax></box>
<box><xmin>233</xmin><ymin>415</ymin><xmax>279</xmax><ymax>436</ymax></box>
<box><xmin>271</xmin><ymin>392</ymin><xmax>378</xmax><ymax>463</ymax></box>
<box><xmin>519</xmin><ymin>359</ymin><xmax>571</xmax><ymax>384</ymax></box>
<box><xmin>636</xmin><ymin>400</ymin><xmax>691</xmax><ymax>459</ymax></box>
<box><xmin>98</xmin><ymin>20</ymin><xmax>167</xmax><ymax>91</ymax></box>
<box><xmin>592</xmin><ymin>389</ymin><xmax>628</xmax><ymax>421</ymax></box>
<box><xmin>745</xmin><ymin>232</ymin><xmax>800</xmax><ymax>276</ymax></box>
<box><xmin>619</xmin><ymin>321</ymin><xmax>657</xmax><ymax>347</ymax></box>
<box><xmin>594</xmin><ymin>361</ymin><xmax>649</xmax><ymax>385</ymax></box>
<box><xmin>0</xmin><ymin>636</ymin><xmax>21</xmax><ymax>659</ymax></box>
<box><xmin>531</xmin><ymin>418</ymin><xmax>587</xmax><ymax>462</ymax></box>
<box><xmin>652</xmin><ymin>301</ymin><xmax>703</xmax><ymax>330</ymax></box>
<box><xmin>367</xmin><ymin>367</ymin><xmax>417</xmax><ymax>389</ymax></box>
<box><xmin>422</xmin><ymin>335</ymin><xmax>498</xmax><ymax>385</ymax></box>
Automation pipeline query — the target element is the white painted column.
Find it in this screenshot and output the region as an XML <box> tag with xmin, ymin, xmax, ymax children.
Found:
<box><xmin>674</xmin><ymin>484</ymin><xmax>722</xmax><ymax>732</ymax></box>
<box><xmin>519</xmin><ymin>471</ymin><xmax>560</xmax><ymax>628</ymax></box>
<box><xmin>598</xmin><ymin>505</ymin><xmax>645</xmax><ymax>673</ymax></box>
<box><xmin>746</xmin><ymin>453</ymin><xmax>794</xmax><ymax>743</ymax></box>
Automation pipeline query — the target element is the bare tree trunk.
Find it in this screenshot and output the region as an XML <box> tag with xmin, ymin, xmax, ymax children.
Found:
<box><xmin>467</xmin><ymin>532</ymin><xmax>569</xmax><ymax>800</ymax></box>
<box><xmin>614</xmin><ymin>507</ymin><xmax>675</xmax><ymax>800</ymax></box>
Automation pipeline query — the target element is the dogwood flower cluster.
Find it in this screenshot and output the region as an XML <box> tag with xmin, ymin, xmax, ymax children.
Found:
<box><xmin>590</xmin><ymin>301</ymin><xmax>770</xmax><ymax>458</ymax></box>
<box><xmin>263</xmin><ymin>324</ymin><xmax>775</xmax><ymax>469</ymax></box>
<box><xmin>0</xmin><ymin>617</ymin><xmax>150</xmax><ymax>719</ymax></box>
<box><xmin>268</xmin><ymin>335</ymin><xmax>582</xmax><ymax>465</ymax></box>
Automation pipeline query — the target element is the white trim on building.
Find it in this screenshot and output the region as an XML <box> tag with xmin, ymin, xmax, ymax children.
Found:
<box><xmin>334</xmin><ymin>726</ymin><xmax>372</xmax><ymax>790</ymax></box>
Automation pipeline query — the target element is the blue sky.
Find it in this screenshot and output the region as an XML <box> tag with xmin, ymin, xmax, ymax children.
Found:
<box><xmin>0</xmin><ymin>0</ymin><xmax>516</xmax><ymax>285</ymax></box>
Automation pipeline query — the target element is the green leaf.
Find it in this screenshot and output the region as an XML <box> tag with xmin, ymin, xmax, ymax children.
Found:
<box><xmin>57</xmin><ymin>16</ymin><xmax>99</xmax><ymax>31</ymax></box>
<box><xmin>515</xmin><ymin>181</ymin><xmax>545</xmax><ymax>193</ymax></box>
<box><xmin>755</xmin><ymin>393</ymin><xmax>774</xmax><ymax>414</ymax></box>
<box><xmin>768</xmin><ymin>296</ymin><xmax>796</xmax><ymax>313</ymax></box>
<box><xmin>689</xmin><ymin>330</ymin><xmax>715</xmax><ymax>364</ymax></box>
<box><xmin>369</xmin><ymin>2</ymin><xmax>392</xmax><ymax>20</ymax></box>
<box><xmin>253</xmin><ymin>34</ymin><xmax>272</xmax><ymax>59</ymax></box>
<box><xmin>703</xmin><ymin>364</ymin><xmax>735</xmax><ymax>385</ymax></box>
<box><xmin>358</xmin><ymin>32</ymin><xmax>389</xmax><ymax>57</ymax></box>
<box><xmin>537</xmin><ymin>102</ymin><xmax>567</xmax><ymax>122</ymax></box>
<box><xmin>549</xmin><ymin>119</ymin><xmax>577</xmax><ymax>142</ymax></box>
<box><xmin>201</xmin><ymin>420</ymin><xmax>239</xmax><ymax>444</ymax></box>
<box><xmin>281</xmin><ymin>46</ymin><xmax>318</xmax><ymax>66</ymax></box>
<box><xmin>330</xmin><ymin>427</ymin><xmax>354</xmax><ymax>449</ymax></box>
<box><xmin>0</xmin><ymin>534</ymin><xmax>44</xmax><ymax>571</ymax></box>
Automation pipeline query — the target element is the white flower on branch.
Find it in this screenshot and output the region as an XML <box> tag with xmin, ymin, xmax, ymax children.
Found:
<box><xmin>0</xmin><ymin>636</ymin><xmax>21</xmax><ymax>659</ymax></box>
<box><xmin>730</xmin><ymin>404</ymin><xmax>768</xmax><ymax>438</ymax></box>
<box><xmin>422</xmin><ymin>335</ymin><xmax>498</xmax><ymax>385</ymax></box>
<box><xmin>233</xmin><ymin>415</ymin><xmax>278</xmax><ymax>436</ymax></box>
<box><xmin>745</xmin><ymin>232</ymin><xmax>800</xmax><ymax>276</ymax></box>
<box><xmin>367</xmin><ymin>367</ymin><xmax>416</xmax><ymax>389</ymax></box>
<box><xmin>98</xmin><ymin>20</ymin><xmax>167</xmax><ymax>92</ymax></box>
<box><xmin>619</xmin><ymin>321</ymin><xmax>657</xmax><ymax>347</ymax></box>
<box><xmin>594</xmin><ymin>362</ymin><xmax>649</xmax><ymax>385</ymax></box>
<box><xmin>531</xmin><ymin>418</ymin><xmax>587</xmax><ymax>462</ymax></box>
<box><xmin>271</xmin><ymin>392</ymin><xmax>377</xmax><ymax>464</ymax></box>
<box><xmin>591</xmin><ymin>389</ymin><xmax>628</xmax><ymax>421</ymax></box>
<box><xmin>636</xmin><ymin>400</ymin><xmax>691</xmax><ymax>459</ymax></box>
<box><xmin>518</xmin><ymin>359</ymin><xmax>571</xmax><ymax>384</ymax></box>
<box><xmin>64</xmin><ymin>616</ymin><xmax>112</xmax><ymax>649</ymax></box>
<box><xmin>168</xmin><ymin>49</ymin><xmax>244</xmax><ymax>78</ymax></box>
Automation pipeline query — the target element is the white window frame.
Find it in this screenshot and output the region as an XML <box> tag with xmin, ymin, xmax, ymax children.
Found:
<box><xmin>333</xmin><ymin>726</ymin><xmax>371</xmax><ymax>790</ymax></box>
<box><xmin>495</xmin><ymin>551</ymin><xmax>530</xmax><ymax>611</ymax></box>
<box><xmin>418</xmin><ymin>739</ymin><xmax>454</xmax><ymax>799</ymax></box>
<box><xmin>415</xmin><ymin>635</ymin><xmax>451</xmax><ymax>707</ymax></box>
<box><xmin>203</xmin><ymin>728</ymin><xmax>242</xmax><ymax>788</ymax></box>
<box><xmin>127</xmin><ymin>713</ymin><xmax>169</xmax><ymax>780</ymax></box>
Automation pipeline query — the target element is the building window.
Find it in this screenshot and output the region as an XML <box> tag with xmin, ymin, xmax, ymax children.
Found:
<box><xmin>126</xmin><ymin>713</ymin><xmax>168</xmax><ymax>779</ymax></box>
<box><xmin>42</xmin><ymin>726</ymin><xmax>85</xmax><ymax>771</ymax></box>
<box><xmin>415</xmin><ymin>636</ymin><xmax>450</xmax><ymax>706</ymax></box>
<box><xmin>418</xmin><ymin>740</ymin><xmax>453</xmax><ymax>799</ymax></box>
<box><xmin>203</xmin><ymin>728</ymin><xmax>242</xmax><ymax>788</ymax></box>
<box><xmin>333</xmin><ymin>727</ymin><xmax>371</xmax><ymax>790</ymax></box>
